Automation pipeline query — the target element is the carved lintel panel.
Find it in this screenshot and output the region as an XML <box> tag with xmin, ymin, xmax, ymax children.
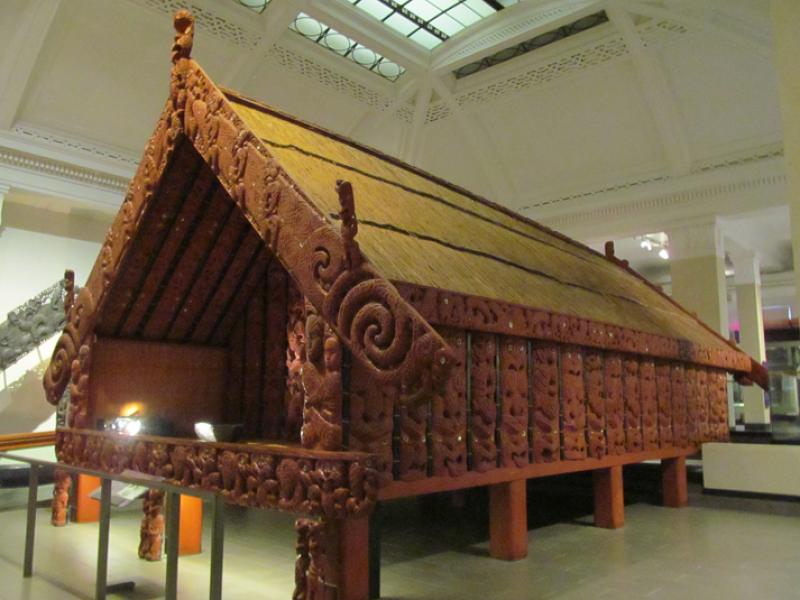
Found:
<box><xmin>655</xmin><ymin>362</ymin><xmax>673</xmax><ymax>447</ymax></box>
<box><xmin>470</xmin><ymin>333</ymin><xmax>498</xmax><ymax>472</ymax></box>
<box><xmin>696</xmin><ymin>368</ymin><xmax>710</xmax><ymax>443</ymax></box>
<box><xmin>499</xmin><ymin>336</ymin><xmax>529</xmax><ymax>468</ymax></box>
<box><xmin>623</xmin><ymin>358</ymin><xmax>643</xmax><ymax>452</ymax></box>
<box><xmin>302</xmin><ymin>300</ymin><xmax>344</xmax><ymax>451</ymax></box>
<box><xmin>51</xmin><ymin>469</ymin><xmax>71</xmax><ymax>527</ymax></box>
<box><xmin>640</xmin><ymin>360</ymin><xmax>659</xmax><ymax>450</ymax></box>
<box><xmin>708</xmin><ymin>369</ymin><xmax>729</xmax><ymax>441</ymax></box>
<box><xmin>605</xmin><ymin>354</ymin><xmax>625</xmax><ymax>455</ymax></box>
<box><xmin>671</xmin><ymin>365</ymin><xmax>688</xmax><ymax>448</ymax></box>
<box><xmin>560</xmin><ymin>347</ymin><xmax>587</xmax><ymax>460</ymax></box>
<box><xmin>585</xmin><ymin>351</ymin><xmax>606</xmax><ymax>459</ymax></box>
<box><xmin>348</xmin><ymin>362</ymin><xmax>394</xmax><ymax>484</ymax></box>
<box><xmin>685</xmin><ymin>367</ymin><xmax>699</xmax><ymax>444</ymax></box>
<box><xmin>431</xmin><ymin>328</ymin><xmax>467</xmax><ymax>477</ymax></box>
<box><xmin>285</xmin><ymin>282</ymin><xmax>306</xmax><ymax>441</ymax></box>
<box><xmin>139</xmin><ymin>489</ymin><xmax>165</xmax><ymax>561</ymax></box>
<box><xmin>56</xmin><ymin>430</ymin><xmax>377</xmax><ymax>518</ymax></box>
<box><xmin>532</xmin><ymin>343</ymin><xmax>560</xmax><ymax>463</ymax></box>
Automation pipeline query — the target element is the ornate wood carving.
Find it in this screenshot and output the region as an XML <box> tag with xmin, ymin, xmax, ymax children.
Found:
<box><xmin>470</xmin><ymin>333</ymin><xmax>498</xmax><ymax>472</ymax></box>
<box><xmin>56</xmin><ymin>429</ymin><xmax>377</xmax><ymax>518</ymax></box>
<box><xmin>671</xmin><ymin>365</ymin><xmax>688</xmax><ymax>448</ymax></box>
<box><xmin>708</xmin><ymin>369</ymin><xmax>729</xmax><ymax>441</ymax></box>
<box><xmin>285</xmin><ymin>283</ymin><xmax>307</xmax><ymax>441</ymax></box>
<box><xmin>685</xmin><ymin>367</ymin><xmax>699</xmax><ymax>444</ymax></box>
<box><xmin>348</xmin><ymin>360</ymin><xmax>395</xmax><ymax>484</ymax></box>
<box><xmin>604</xmin><ymin>354</ymin><xmax>625</xmax><ymax>455</ymax></box>
<box><xmin>532</xmin><ymin>343</ymin><xmax>560</xmax><ymax>463</ymax></box>
<box><xmin>302</xmin><ymin>301</ymin><xmax>344</xmax><ymax>451</ymax></box>
<box><xmin>560</xmin><ymin>347</ymin><xmax>587</xmax><ymax>460</ymax></box>
<box><xmin>139</xmin><ymin>489</ymin><xmax>165</xmax><ymax>561</ymax></box>
<box><xmin>499</xmin><ymin>336</ymin><xmax>529</xmax><ymax>468</ymax></box>
<box><xmin>394</xmin><ymin>282</ymin><xmax>752</xmax><ymax>374</ymax></box>
<box><xmin>51</xmin><ymin>469</ymin><xmax>71</xmax><ymax>527</ymax></box>
<box><xmin>431</xmin><ymin>327</ymin><xmax>467</xmax><ymax>477</ymax></box>
<box><xmin>67</xmin><ymin>336</ymin><xmax>94</xmax><ymax>430</ymax></box>
<box><xmin>397</xmin><ymin>393</ymin><xmax>429</xmax><ymax>481</ymax></box>
<box><xmin>623</xmin><ymin>358</ymin><xmax>643</xmax><ymax>452</ymax></box>
<box><xmin>696</xmin><ymin>368</ymin><xmax>710</xmax><ymax>442</ymax></box>
<box><xmin>640</xmin><ymin>360</ymin><xmax>659</xmax><ymax>450</ymax></box>
<box><xmin>655</xmin><ymin>362</ymin><xmax>673</xmax><ymax>447</ymax></box>
<box><xmin>293</xmin><ymin>518</ymin><xmax>336</xmax><ymax>600</ymax></box>
<box><xmin>585</xmin><ymin>351</ymin><xmax>606</xmax><ymax>459</ymax></box>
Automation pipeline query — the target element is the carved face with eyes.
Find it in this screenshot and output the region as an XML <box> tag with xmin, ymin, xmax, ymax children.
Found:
<box><xmin>323</xmin><ymin>336</ymin><xmax>341</xmax><ymax>373</ymax></box>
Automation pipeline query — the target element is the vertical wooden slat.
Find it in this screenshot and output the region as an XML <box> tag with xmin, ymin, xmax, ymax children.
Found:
<box><xmin>499</xmin><ymin>336</ymin><xmax>529</xmax><ymax>468</ymax></box>
<box><xmin>242</xmin><ymin>289</ymin><xmax>265</xmax><ymax>439</ymax></box>
<box><xmin>605</xmin><ymin>354</ymin><xmax>625</xmax><ymax>455</ymax></box>
<box><xmin>696</xmin><ymin>368</ymin><xmax>710</xmax><ymax>443</ymax></box>
<box><xmin>655</xmin><ymin>362</ymin><xmax>673</xmax><ymax>447</ymax></box>
<box><xmin>431</xmin><ymin>327</ymin><xmax>468</xmax><ymax>477</ymax></box>
<box><xmin>560</xmin><ymin>347</ymin><xmax>587</xmax><ymax>460</ymax></box>
<box><xmin>262</xmin><ymin>261</ymin><xmax>288</xmax><ymax>439</ymax></box>
<box><xmin>671</xmin><ymin>364</ymin><xmax>688</xmax><ymax>448</ymax></box>
<box><xmin>470</xmin><ymin>333</ymin><xmax>498</xmax><ymax>472</ymax></box>
<box><xmin>532</xmin><ymin>343</ymin><xmax>560</xmax><ymax>463</ymax></box>
<box><xmin>585</xmin><ymin>351</ymin><xmax>606</xmax><ymax>459</ymax></box>
<box><xmin>224</xmin><ymin>317</ymin><xmax>245</xmax><ymax>424</ymax></box>
<box><xmin>640</xmin><ymin>360</ymin><xmax>659</xmax><ymax>450</ymax></box>
<box><xmin>623</xmin><ymin>357</ymin><xmax>643</xmax><ymax>452</ymax></box>
<box><xmin>685</xmin><ymin>367</ymin><xmax>700</xmax><ymax>444</ymax></box>
<box><xmin>708</xmin><ymin>369</ymin><xmax>730</xmax><ymax>441</ymax></box>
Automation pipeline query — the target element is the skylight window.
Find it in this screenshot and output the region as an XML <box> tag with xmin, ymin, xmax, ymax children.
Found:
<box><xmin>454</xmin><ymin>11</ymin><xmax>609</xmax><ymax>78</ymax></box>
<box><xmin>234</xmin><ymin>0</ymin><xmax>270</xmax><ymax>14</ymax></box>
<box><xmin>346</xmin><ymin>0</ymin><xmax>517</xmax><ymax>49</ymax></box>
<box><xmin>290</xmin><ymin>13</ymin><xmax>406</xmax><ymax>81</ymax></box>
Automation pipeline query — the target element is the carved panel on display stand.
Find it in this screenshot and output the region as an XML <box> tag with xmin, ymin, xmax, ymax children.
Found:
<box><xmin>623</xmin><ymin>357</ymin><xmax>643</xmax><ymax>452</ymax></box>
<box><xmin>685</xmin><ymin>367</ymin><xmax>699</xmax><ymax>444</ymax></box>
<box><xmin>348</xmin><ymin>361</ymin><xmax>394</xmax><ymax>483</ymax></box>
<box><xmin>531</xmin><ymin>343</ymin><xmax>560</xmax><ymax>462</ymax></box>
<box><xmin>655</xmin><ymin>362</ymin><xmax>673</xmax><ymax>447</ymax></box>
<box><xmin>431</xmin><ymin>327</ymin><xmax>467</xmax><ymax>477</ymax></box>
<box><xmin>671</xmin><ymin>364</ymin><xmax>689</xmax><ymax>448</ymax></box>
<box><xmin>560</xmin><ymin>347</ymin><xmax>587</xmax><ymax>460</ymax></box>
<box><xmin>605</xmin><ymin>354</ymin><xmax>625</xmax><ymax>455</ymax></box>
<box><xmin>708</xmin><ymin>369</ymin><xmax>729</xmax><ymax>441</ymax></box>
<box><xmin>585</xmin><ymin>351</ymin><xmax>606</xmax><ymax>459</ymax></box>
<box><xmin>499</xmin><ymin>336</ymin><xmax>529</xmax><ymax>468</ymax></box>
<box><xmin>640</xmin><ymin>360</ymin><xmax>659</xmax><ymax>450</ymax></box>
<box><xmin>696</xmin><ymin>368</ymin><xmax>710</xmax><ymax>443</ymax></box>
<box><xmin>469</xmin><ymin>332</ymin><xmax>498</xmax><ymax>472</ymax></box>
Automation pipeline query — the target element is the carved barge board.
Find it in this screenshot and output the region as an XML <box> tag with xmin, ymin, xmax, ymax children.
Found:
<box><xmin>623</xmin><ymin>357</ymin><xmax>643</xmax><ymax>452</ymax></box>
<box><xmin>470</xmin><ymin>333</ymin><xmax>498</xmax><ymax>472</ymax></box>
<box><xmin>605</xmin><ymin>354</ymin><xmax>625</xmax><ymax>455</ymax></box>
<box><xmin>671</xmin><ymin>364</ymin><xmax>689</xmax><ymax>448</ymax></box>
<box><xmin>560</xmin><ymin>347</ymin><xmax>587</xmax><ymax>460</ymax></box>
<box><xmin>499</xmin><ymin>336</ymin><xmax>529</xmax><ymax>468</ymax></box>
<box><xmin>262</xmin><ymin>260</ymin><xmax>288</xmax><ymax>440</ymax></box>
<box><xmin>655</xmin><ymin>362</ymin><xmax>673</xmax><ymax>447</ymax></box>
<box><xmin>348</xmin><ymin>360</ymin><xmax>394</xmax><ymax>483</ymax></box>
<box><xmin>431</xmin><ymin>327</ymin><xmax>467</xmax><ymax>477</ymax></box>
<box><xmin>531</xmin><ymin>343</ymin><xmax>560</xmax><ymax>463</ymax></box>
<box><xmin>640</xmin><ymin>360</ymin><xmax>659</xmax><ymax>450</ymax></box>
<box><xmin>585</xmin><ymin>351</ymin><xmax>606</xmax><ymax>459</ymax></box>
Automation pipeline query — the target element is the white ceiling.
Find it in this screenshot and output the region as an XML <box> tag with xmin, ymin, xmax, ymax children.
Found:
<box><xmin>0</xmin><ymin>0</ymin><xmax>792</xmax><ymax>296</ymax></box>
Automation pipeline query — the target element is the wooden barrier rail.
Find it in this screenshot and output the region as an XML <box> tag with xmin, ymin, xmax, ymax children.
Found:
<box><xmin>0</xmin><ymin>431</ymin><xmax>56</xmax><ymax>451</ymax></box>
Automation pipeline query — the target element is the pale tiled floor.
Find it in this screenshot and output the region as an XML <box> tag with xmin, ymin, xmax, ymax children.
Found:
<box><xmin>0</xmin><ymin>482</ymin><xmax>798</xmax><ymax>600</ymax></box>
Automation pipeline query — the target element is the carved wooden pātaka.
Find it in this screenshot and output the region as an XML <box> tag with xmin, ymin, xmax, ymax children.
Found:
<box><xmin>41</xmin><ymin>10</ymin><xmax>768</xmax><ymax>600</ymax></box>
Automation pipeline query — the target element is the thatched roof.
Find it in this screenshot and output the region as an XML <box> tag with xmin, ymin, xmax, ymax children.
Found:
<box><xmin>225</xmin><ymin>90</ymin><xmax>753</xmax><ymax>374</ymax></box>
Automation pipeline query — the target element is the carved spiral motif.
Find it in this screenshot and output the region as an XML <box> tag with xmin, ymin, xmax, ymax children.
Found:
<box><xmin>43</xmin><ymin>325</ymin><xmax>78</xmax><ymax>405</ymax></box>
<box><xmin>308</xmin><ymin>227</ymin><xmax>347</xmax><ymax>294</ymax></box>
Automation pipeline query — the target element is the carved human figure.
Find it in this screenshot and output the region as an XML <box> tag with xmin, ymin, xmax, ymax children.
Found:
<box><xmin>139</xmin><ymin>489</ymin><xmax>165</xmax><ymax>561</ymax></box>
<box><xmin>51</xmin><ymin>470</ymin><xmax>71</xmax><ymax>527</ymax></box>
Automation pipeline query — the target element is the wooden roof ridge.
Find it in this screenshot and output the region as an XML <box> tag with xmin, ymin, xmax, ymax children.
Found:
<box><xmin>42</xmin><ymin>10</ymin><xmax>456</xmax><ymax>410</ymax></box>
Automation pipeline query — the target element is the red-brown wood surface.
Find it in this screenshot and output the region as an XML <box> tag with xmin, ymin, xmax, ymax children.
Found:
<box><xmin>593</xmin><ymin>465</ymin><xmax>624</xmax><ymax>529</ymax></box>
<box><xmin>489</xmin><ymin>480</ymin><xmax>528</xmax><ymax>560</ymax></box>
<box><xmin>696</xmin><ymin>368</ymin><xmax>710</xmax><ymax>443</ymax></box>
<box><xmin>655</xmin><ymin>362</ymin><xmax>673</xmax><ymax>447</ymax></box>
<box><xmin>431</xmin><ymin>327</ymin><xmax>468</xmax><ymax>477</ymax></box>
<box><xmin>499</xmin><ymin>336</ymin><xmax>529</xmax><ymax>468</ymax></box>
<box><xmin>561</xmin><ymin>347</ymin><xmax>587</xmax><ymax>460</ymax></box>
<box><xmin>284</xmin><ymin>282</ymin><xmax>306</xmax><ymax>442</ymax></box>
<box><xmin>470</xmin><ymin>332</ymin><xmax>498</xmax><ymax>472</ymax></box>
<box><xmin>662</xmin><ymin>455</ymin><xmax>689</xmax><ymax>508</ymax></box>
<box><xmin>242</xmin><ymin>286</ymin><xmax>265</xmax><ymax>439</ymax></box>
<box><xmin>262</xmin><ymin>260</ymin><xmax>288</xmax><ymax>439</ymax></box>
<box><xmin>708</xmin><ymin>369</ymin><xmax>730</xmax><ymax>441</ymax></box>
<box><xmin>605</xmin><ymin>354</ymin><xmax>626</xmax><ymax>455</ymax></box>
<box><xmin>348</xmin><ymin>360</ymin><xmax>394</xmax><ymax>483</ymax></box>
<box><xmin>531</xmin><ymin>343</ymin><xmax>560</xmax><ymax>463</ymax></box>
<box><xmin>623</xmin><ymin>357</ymin><xmax>643</xmax><ymax>452</ymax></box>
<box><xmin>685</xmin><ymin>367</ymin><xmax>699</xmax><ymax>445</ymax></box>
<box><xmin>640</xmin><ymin>360</ymin><xmax>659</xmax><ymax>450</ymax></box>
<box><xmin>585</xmin><ymin>351</ymin><xmax>606</xmax><ymax>459</ymax></box>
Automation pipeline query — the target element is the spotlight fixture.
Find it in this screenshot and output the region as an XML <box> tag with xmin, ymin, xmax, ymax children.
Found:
<box><xmin>658</xmin><ymin>248</ymin><xmax>670</xmax><ymax>260</ymax></box>
<box><xmin>635</xmin><ymin>233</ymin><xmax>670</xmax><ymax>261</ymax></box>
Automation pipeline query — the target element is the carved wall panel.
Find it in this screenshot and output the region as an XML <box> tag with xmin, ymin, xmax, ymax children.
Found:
<box><xmin>532</xmin><ymin>343</ymin><xmax>560</xmax><ymax>462</ymax></box>
<box><xmin>560</xmin><ymin>347</ymin><xmax>587</xmax><ymax>460</ymax></box>
<box><xmin>499</xmin><ymin>336</ymin><xmax>529</xmax><ymax>468</ymax></box>
<box><xmin>225</xmin><ymin>318</ymin><xmax>245</xmax><ymax>424</ymax></box>
<box><xmin>285</xmin><ymin>282</ymin><xmax>307</xmax><ymax>441</ymax></box>
<box><xmin>670</xmin><ymin>364</ymin><xmax>688</xmax><ymax>448</ymax></box>
<box><xmin>431</xmin><ymin>327</ymin><xmax>467</xmax><ymax>477</ymax></box>
<box><xmin>640</xmin><ymin>360</ymin><xmax>659</xmax><ymax>450</ymax></box>
<box><xmin>243</xmin><ymin>286</ymin><xmax>266</xmax><ymax>439</ymax></box>
<box><xmin>655</xmin><ymin>362</ymin><xmax>673</xmax><ymax>447</ymax></box>
<box><xmin>623</xmin><ymin>358</ymin><xmax>643</xmax><ymax>452</ymax></box>
<box><xmin>708</xmin><ymin>369</ymin><xmax>729</xmax><ymax>441</ymax></box>
<box><xmin>469</xmin><ymin>333</ymin><xmax>498</xmax><ymax>471</ymax></box>
<box><xmin>348</xmin><ymin>361</ymin><xmax>394</xmax><ymax>483</ymax></box>
<box><xmin>604</xmin><ymin>354</ymin><xmax>625</xmax><ymax>455</ymax></box>
<box><xmin>397</xmin><ymin>393</ymin><xmax>429</xmax><ymax>481</ymax></box>
<box><xmin>685</xmin><ymin>367</ymin><xmax>699</xmax><ymax>444</ymax></box>
<box><xmin>585</xmin><ymin>351</ymin><xmax>606</xmax><ymax>459</ymax></box>
<box><xmin>696</xmin><ymin>368</ymin><xmax>710</xmax><ymax>443</ymax></box>
<box><xmin>263</xmin><ymin>260</ymin><xmax>288</xmax><ymax>439</ymax></box>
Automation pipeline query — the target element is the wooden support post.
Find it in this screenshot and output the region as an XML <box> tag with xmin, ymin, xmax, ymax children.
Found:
<box><xmin>593</xmin><ymin>465</ymin><xmax>625</xmax><ymax>529</ymax></box>
<box><xmin>489</xmin><ymin>479</ymin><xmax>528</xmax><ymax>561</ymax></box>
<box><xmin>662</xmin><ymin>456</ymin><xmax>689</xmax><ymax>508</ymax></box>
<box><xmin>338</xmin><ymin>516</ymin><xmax>370</xmax><ymax>600</ymax></box>
<box><xmin>74</xmin><ymin>474</ymin><xmax>101</xmax><ymax>523</ymax></box>
<box><xmin>179</xmin><ymin>495</ymin><xmax>203</xmax><ymax>555</ymax></box>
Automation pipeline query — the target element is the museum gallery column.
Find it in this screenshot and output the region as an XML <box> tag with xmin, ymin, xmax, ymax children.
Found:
<box><xmin>771</xmin><ymin>0</ymin><xmax>800</xmax><ymax>312</ymax></box>
<box><xmin>666</xmin><ymin>220</ymin><xmax>729</xmax><ymax>337</ymax></box>
<box><xmin>731</xmin><ymin>250</ymin><xmax>769</xmax><ymax>424</ymax></box>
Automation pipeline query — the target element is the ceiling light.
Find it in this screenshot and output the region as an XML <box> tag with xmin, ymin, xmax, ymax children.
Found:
<box><xmin>640</xmin><ymin>239</ymin><xmax>653</xmax><ymax>251</ymax></box>
<box><xmin>658</xmin><ymin>248</ymin><xmax>669</xmax><ymax>260</ymax></box>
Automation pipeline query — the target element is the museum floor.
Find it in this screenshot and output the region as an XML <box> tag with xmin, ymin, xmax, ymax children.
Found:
<box><xmin>0</xmin><ymin>474</ymin><xmax>797</xmax><ymax>600</ymax></box>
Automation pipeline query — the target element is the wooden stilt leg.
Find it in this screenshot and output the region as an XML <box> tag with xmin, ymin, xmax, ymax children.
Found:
<box><xmin>662</xmin><ymin>456</ymin><xmax>689</xmax><ymax>508</ymax></box>
<box><xmin>489</xmin><ymin>479</ymin><xmax>528</xmax><ymax>561</ymax></box>
<box><xmin>338</xmin><ymin>516</ymin><xmax>370</xmax><ymax>600</ymax></box>
<box><xmin>74</xmin><ymin>474</ymin><xmax>100</xmax><ymax>523</ymax></box>
<box><xmin>593</xmin><ymin>465</ymin><xmax>624</xmax><ymax>529</ymax></box>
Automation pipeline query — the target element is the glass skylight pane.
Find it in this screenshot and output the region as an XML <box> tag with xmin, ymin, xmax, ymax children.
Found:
<box><xmin>384</xmin><ymin>12</ymin><xmax>420</xmax><ymax>36</ymax></box>
<box><xmin>233</xmin><ymin>0</ymin><xmax>270</xmax><ymax>13</ymax></box>
<box><xmin>447</xmin><ymin>4</ymin><xmax>482</xmax><ymax>27</ymax></box>
<box><xmin>429</xmin><ymin>0</ymin><xmax>460</xmax><ymax>9</ymax></box>
<box><xmin>430</xmin><ymin>13</ymin><xmax>465</xmax><ymax>36</ymax></box>
<box><xmin>408</xmin><ymin>28</ymin><xmax>442</xmax><ymax>49</ymax></box>
<box><xmin>406</xmin><ymin>0</ymin><xmax>441</xmax><ymax>22</ymax></box>
<box><xmin>463</xmin><ymin>0</ymin><xmax>495</xmax><ymax>18</ymax></box>
<box><xmin>290</xmin><ymin>12</ymin><xmax>406</xmax><ymax>82</ymax></box>
<box><xmin>352</xmin><ymin>0</ymin><xmax>393</xmax><ymax>21</ymax></box>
